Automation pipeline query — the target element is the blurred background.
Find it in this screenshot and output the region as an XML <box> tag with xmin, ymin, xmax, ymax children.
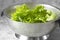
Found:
<box><xmin>0</xmin><ymin>0</ymin><xmax>60</xmax><ymax>40</ymax></box>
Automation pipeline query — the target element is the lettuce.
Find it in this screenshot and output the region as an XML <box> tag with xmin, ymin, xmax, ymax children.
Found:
<box><xmin>11</xmin><ymin>4</ymin><xmax>56</xmax><ymax>23</ymax></box>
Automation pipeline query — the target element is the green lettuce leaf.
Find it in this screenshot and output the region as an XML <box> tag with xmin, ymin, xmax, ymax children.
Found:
<box><xmin>11</xmin><ymin>4</ymin><xmax>56</xmax><ymax>23</ymax></box>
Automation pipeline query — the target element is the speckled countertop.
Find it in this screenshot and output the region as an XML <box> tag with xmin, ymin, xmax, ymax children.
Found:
<box><xmin>0</xmin><ymin>0</ymin><xmax>60</xmax><ymax>40</ymax></box>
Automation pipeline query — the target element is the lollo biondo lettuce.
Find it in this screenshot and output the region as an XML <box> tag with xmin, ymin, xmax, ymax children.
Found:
<box><xmin>11</xmin><ymin>4</ymin><xmax>56</xmax><ymax>23</ymax></box>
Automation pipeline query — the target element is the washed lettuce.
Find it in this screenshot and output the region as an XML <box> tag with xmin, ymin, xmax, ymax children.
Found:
<box><xmin>11</xmin><ymin>4</ymin><xmax>56</xmax><ymax>23</ymax></box>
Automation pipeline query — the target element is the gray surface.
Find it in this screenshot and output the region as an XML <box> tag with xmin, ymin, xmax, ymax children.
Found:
<box><xmin>0</xmin><ymin>0</ymin><xmax>60</xmax><ymax>40</ymax></box>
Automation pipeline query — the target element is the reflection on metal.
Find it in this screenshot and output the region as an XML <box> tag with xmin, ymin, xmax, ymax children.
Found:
<box><xmin>15</xmin><ymin>33</ymin><xmax>49</xmax><ymax>40</ymax></box>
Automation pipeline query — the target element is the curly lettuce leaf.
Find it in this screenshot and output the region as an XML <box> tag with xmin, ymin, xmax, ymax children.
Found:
<box><xmin>11</xmin><ymin>4</ymin><xmax>56</xmax><ymax>23</ymax></box>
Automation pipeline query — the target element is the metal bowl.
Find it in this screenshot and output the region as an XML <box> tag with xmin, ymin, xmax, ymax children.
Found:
<box><xmin>2</xmin><ymin>3</ymin><xmax>60</xmax><ymax>37</ymax></box>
